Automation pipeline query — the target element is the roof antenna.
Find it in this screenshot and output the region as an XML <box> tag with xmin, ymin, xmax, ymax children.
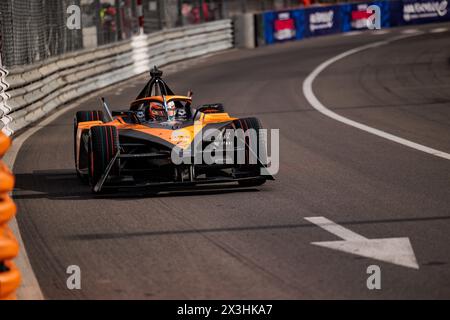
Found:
<box><xmin>150</xmin><ymin>65</ymin><xmax>163</xmax><ymax>78</ymax></box>
<box><xmin>101</xmin><ymin>97</ymin><xmax>114</xmax><ymax>122</ymax></box>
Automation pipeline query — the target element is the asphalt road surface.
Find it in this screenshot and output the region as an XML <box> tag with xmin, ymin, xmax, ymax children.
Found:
<box><xmin>12</xmin><ymin>23</ymin><xmax>450</xmax><ymax>299</ymax></box>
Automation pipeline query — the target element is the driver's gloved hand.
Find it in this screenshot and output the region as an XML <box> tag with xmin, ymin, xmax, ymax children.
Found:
<box><xmin>136</xmin><ymin>110</ymin><xmax>146</xmax><ymax>122</ymax></box>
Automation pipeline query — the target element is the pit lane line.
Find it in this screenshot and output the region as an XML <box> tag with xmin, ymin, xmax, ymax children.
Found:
<box><xmin>302</xmin><ymin>32</ymin><xmax>450</xmax><ymax>161</ymax></box>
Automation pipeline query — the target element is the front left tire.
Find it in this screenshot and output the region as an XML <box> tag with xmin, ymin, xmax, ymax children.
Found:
<box><xmin>74</xmin><ymin>110</ymin><xmax>104</xmax><ymax>183</ymax></box>
<box><xmin>88</xmin><ymin>125</ymin><xmax>120</xmax><ymax>192</ymax></box>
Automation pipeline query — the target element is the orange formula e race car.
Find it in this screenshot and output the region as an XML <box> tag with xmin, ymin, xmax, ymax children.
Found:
<box><xmin>74</xmin><ymin>67</ymin><xmax>273</xmax><ymax>193</ymax></box>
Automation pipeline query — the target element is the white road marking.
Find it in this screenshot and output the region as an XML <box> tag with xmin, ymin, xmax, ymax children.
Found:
<box><xmin>401</xmin><ymin>28</ymin><xmax>420</xmax><ymax>34</ymax></box>
<box><xmin>343</xmin><ymin>31</ymin><xmax>363</xmax><ymax>36</ymax></box>
<box><xmin>430</xmin><ymin>27</ymin><xmax>448</xmax><ymax>33</ymax></box>
<box><xmin>304</xmin><ymin>217</ymin><xmax>366</xmax><ymax>241</ymax></box>
<box><xmin>302</xmin><ymin>33</ymin><xmax>450</xmax><ymax>161</ymax></box>
<box><xmin>371</xmin><ymin>29</ymin><xmax>390</xmax><ymax>35</ymax></box>
<box><xmin>305</xmin><ymin>217</ymin><xmax>419</xmax><ymax>269</ymax></box>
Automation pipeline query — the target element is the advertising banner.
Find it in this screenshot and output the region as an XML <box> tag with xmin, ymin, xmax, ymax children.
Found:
<box><xmin>259</xmin><ymin>0</ymin><xmax>449</xmax><ymax>46</ymax></box>
<box><xmin>340</xmin><ymin>1</ymin><xmax>391</xmax><ymax>31</ymax></box>
<box><xmin>262</xmin><ymin>10</ymin><xmax>305</xmax><ymax>44</ymax></box>
<box><xmin>304</xmin><ymin>5</ymin><xmax>341</xmax><ymax>37</ymax></box>
<box><xmin>392</xmin><ymin>0</ymin><xmax>450</xmax><ymax>25</ymax></box>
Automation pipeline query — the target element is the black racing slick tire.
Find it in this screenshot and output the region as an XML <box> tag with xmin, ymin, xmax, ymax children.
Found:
<box><xmin>88</xmin><ymin>125</ymin><xmax>120</xmax><ymax>192</ymax></box>
<box><xmin>75</xmin><ymin>110</ymin><xmax>104</xmax><ymax>124</ymax></box>
<box><xmin>233</xmin><ymin>117</ymin><xmax>268</xmax><ymax>187</ymax></box>
<box><xmin>233</xmin><ymin>117</ymin><xmax>268</xmax><ymax>166</ymax></box>
<box><xmin>74</xmin><ymin>110</ymin><xmax>104</xmax><ymax>183</ymax></box>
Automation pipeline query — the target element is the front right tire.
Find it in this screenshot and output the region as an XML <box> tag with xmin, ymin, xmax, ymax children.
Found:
<box><xmin>233</xmin><ymin>117</ymin><xmax>268</xmax><ymax>188</ymax></box>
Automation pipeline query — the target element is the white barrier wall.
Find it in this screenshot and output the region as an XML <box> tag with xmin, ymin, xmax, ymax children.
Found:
<box><xmin>0</xmin><ymin>20</ymin><xmax>233</xmax><ymax>136</ymax></box>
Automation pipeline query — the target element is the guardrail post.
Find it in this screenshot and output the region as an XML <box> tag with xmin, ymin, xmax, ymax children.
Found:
<box><xmin>0</xmin><ymin>131</ymin><xmax>20</xmax><ymax>300</ymax></box>
<box><xmin>234</xmin><ymin>13</ymin><xmax>255</xmax><ymax>49</ymax></box>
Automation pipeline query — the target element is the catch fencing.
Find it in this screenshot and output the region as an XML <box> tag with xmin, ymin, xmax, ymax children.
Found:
<box><xmin>0</xmin><ymin>0</ymin><xmax>234</xmax><ymax>68</ymax></box>
<box><xmin>0</xmin><ymin>0</ymin><xmax>83</xmax><ymax>67</ymax></box>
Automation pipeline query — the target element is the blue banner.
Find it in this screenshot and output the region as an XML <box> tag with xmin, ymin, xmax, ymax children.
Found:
<box><xmin>304</xmin><ymin>6</ymin><xmax>341</xmax><ymax>37</ymax></box>
<box><xmin>392</xmin><ymin>0</ymin><xmax>450</xmax><ymax>25</ymax></box>
<box><xmin>263</xmin><ymin>10</ymin><xmax>305</xmax><ymax>44</ymax></box>
<box><xmin>259</xmin><ymin>0</ymin><xmax>450</xmax><ymax>45</ymax></box>
<box><xmin>340</xmin><ymin>1</ymin><xmax>391</xmax><ymax>32</ymax></box>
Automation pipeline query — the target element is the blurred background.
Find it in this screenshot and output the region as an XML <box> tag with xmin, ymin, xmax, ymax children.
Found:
<box><xmin>0</xmin><ymin>0</ymin><xmax>362</xmax><ymax>67</ymax></box>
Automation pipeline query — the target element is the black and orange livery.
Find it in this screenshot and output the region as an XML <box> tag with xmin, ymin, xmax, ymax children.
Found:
<box><xmin>74</xmin><ymin>67</ymin><xmax>272</xmax><ymax>193</ymax></box>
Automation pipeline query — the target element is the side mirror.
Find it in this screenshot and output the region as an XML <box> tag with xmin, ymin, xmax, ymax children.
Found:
<box><xmin>193</xmin><ymin>103</ymin><xmax>225</xmax><ymax>120</ymax></box>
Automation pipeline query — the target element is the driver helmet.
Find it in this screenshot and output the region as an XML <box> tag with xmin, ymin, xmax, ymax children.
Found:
<box><xmin>149</xmin><ymin>102</ymin><xmax>164</xmax><ymax>119</ymax></box>
<box><xmin>167</xmin><ymin>101</ymin><xmax>176</xmax><ymax>120</ymax></box>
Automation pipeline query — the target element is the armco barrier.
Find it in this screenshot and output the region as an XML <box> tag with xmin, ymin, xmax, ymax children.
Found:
<box><xmin>258</xmin><ymin>0</ymin><xmax>450</xmax><ymax>45</ymax></box>
<box><xmin>0</xmin><ymin>20</ymin><xmax>233</xmax><ymax>136</ymax></box>
<box><xmin>0</xmin><ymin>132</ymin><xmax>20</xmax><ymax>300</ymax></box>
<box><xmin>0</xmin><ymin>64</ymin><xmax>12</xmax><ymax>136</ymax></box>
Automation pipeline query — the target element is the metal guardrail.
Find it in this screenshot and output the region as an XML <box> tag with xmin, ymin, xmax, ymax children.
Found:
<box><xmin>0</xmin><ymin>64</ymin><xmax>12</xmax><ymax>136</ymax></box>
<box><xmin>0</xmin><ymin>131</ymin><xmax>20</xmax><ymax>300</ymax></box>
<box><xmin>0</xmin><ymin>19</ymin><xmax>233</xmax><ymax>136</ymax></box>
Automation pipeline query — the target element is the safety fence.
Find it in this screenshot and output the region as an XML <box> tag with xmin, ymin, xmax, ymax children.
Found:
<box><xmin>257</xmin><ymin>0</ymin><xmax>450</xmax><ymax>45</ymax></box>
<box><xmin>0</xmin><ymin>0</ymin><xmax>233</xmax><ymax>68</ymax></box>
<box><xmin>0</xmin><ymin>19</ymin><xmax>233</xmax><ymax>136</ymax></box>
<box><xmin>0</xmin><ymin>131</ymin><xmax>20</xmax><ymax>300</ymax></box>
<box><xmin>0</xmin><ymin>0</ymin><xmax>83</xmax><ymax>67</ymax></box>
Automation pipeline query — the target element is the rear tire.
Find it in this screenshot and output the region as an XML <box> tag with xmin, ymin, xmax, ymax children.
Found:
<box><xmin>88</xmin><ymin>126</ymin><xmax>120</xmax><ymax>192</ymax></box>
<box><xmin>74</xmin><ymin>111</ymin><xmax>104</xmax><ymax>183</ymax></box>
<box><xmin>75</xmin><ymin>110</ymin><xmax>104</xmax><ymax>124</ymax></box>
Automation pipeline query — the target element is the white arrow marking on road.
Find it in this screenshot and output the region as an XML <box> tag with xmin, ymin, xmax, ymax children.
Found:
<box><xmin>305</xmin><ymin>217</ymin><xmax>419</xmax><ymax>269</ymax></box>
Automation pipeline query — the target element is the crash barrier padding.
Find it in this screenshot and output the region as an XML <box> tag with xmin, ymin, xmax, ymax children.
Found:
<box><xmin>258</xmin><ymin>0</ymin><xmax>450</xmax><ymax>45</ymax></box>
<box><xmin>0</xmin><ymin>132</ymin><xmax>20</xmax><ymax>300</ymax></box>
<box><xmin>0</xmin><ymin>261</ymin><xmax>20</xmax><ymax>300</ymax></box>
<box><xmin>0</xmin><ymin>20</ymin><xmax>233</xmax><ymax>136</ymax></box>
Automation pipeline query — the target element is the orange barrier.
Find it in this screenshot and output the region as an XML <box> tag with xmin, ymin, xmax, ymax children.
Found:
<box><xmin>0</xmin><ymin>261</ymin><xmax>20</xmax><ymax>299</ymax></box>
<box><xmin>0</xmin><ymin>133</ymin><xmax>10</xmax><ymax>156</ymax></box>
<box><xmin>0</xmin><ymin>132</ymin><xmax>20</xmax><ymax>300</ymax></box>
